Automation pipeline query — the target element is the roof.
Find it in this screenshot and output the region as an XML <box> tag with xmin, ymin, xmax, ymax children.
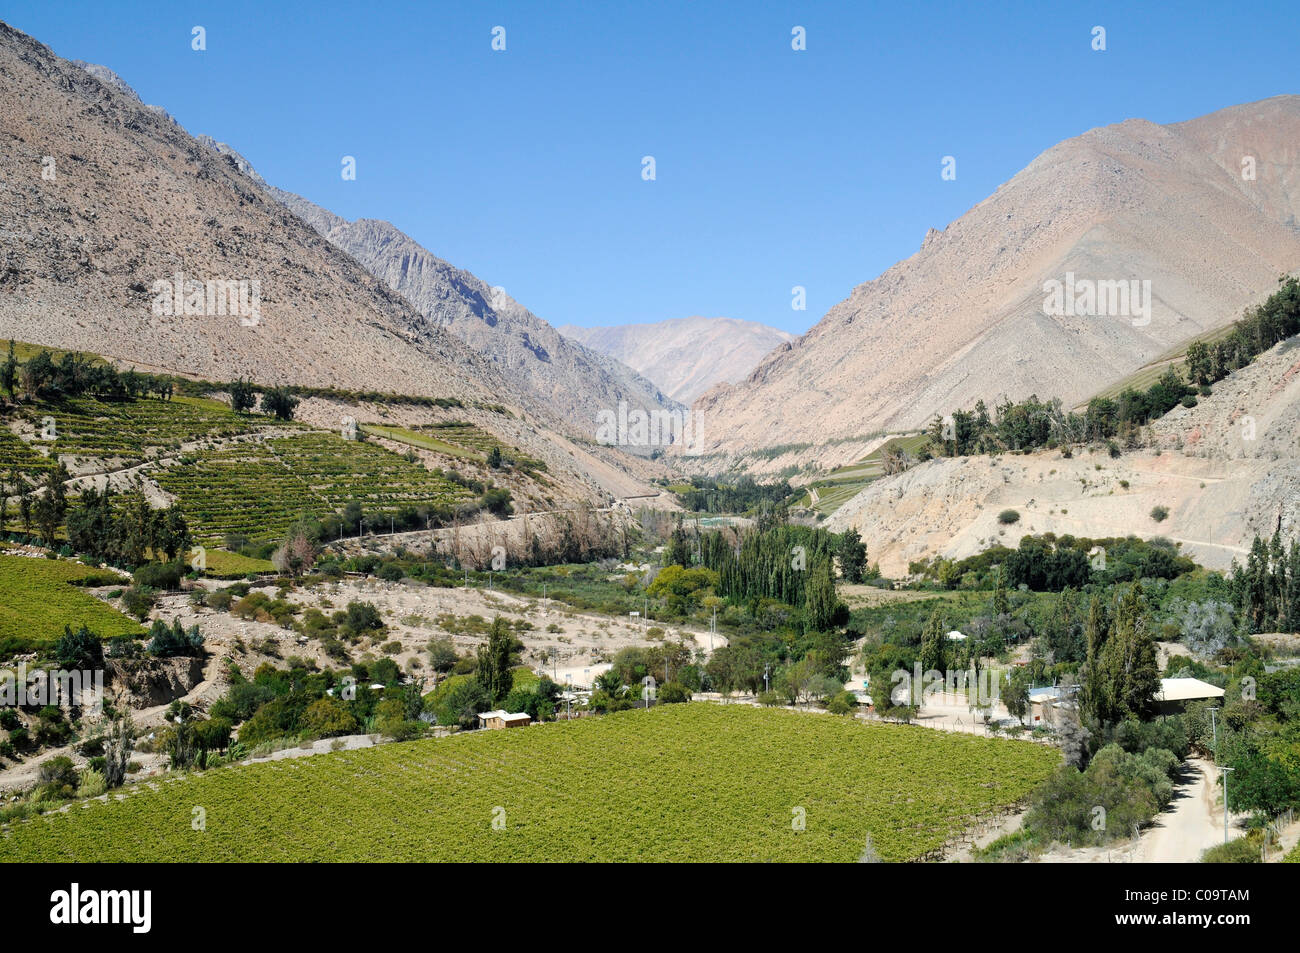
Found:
<box><xmin>945</xmin><ymin>630</ymin><xmax>967</xmax><ymax>641</ymax></box>
<box><xmin>1156</xmin><ymin>678</ymin><xmax>1225</xmax><ymax>702</ymax></box>
<box><xmin>1028</xmin><ymin>686</ymin><xmax>1062</xmax><ymax>702</ymax></box>
<box><xmin>478</xmin><ymin>710</ymin><xmax>531</xmax><ymax>722</ymax></box>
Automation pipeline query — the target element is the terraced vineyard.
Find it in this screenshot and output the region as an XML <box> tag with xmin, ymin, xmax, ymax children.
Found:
<box><xmin>361</xmin><ymin>423</ymin><xmax>481</xmax><ymax>460</ymax></box>
<box><xmin>0</xmin><ymin>704</ymin><xmax>1058</xmax><ymax>862</ymax></box>
<box><xmin>0</xmin><ymin>426</ymin><xmax>54</xmax><ymax>480</ymax></box>
<box><xmin>0</xmin><ymin>554</ymin><xmax>140</xmax><ymax>650</ymax></box>
<box><xmin>802</xmin><ymin>432</ymin><xmax>931</xmax><ymax>515</ymax></box>
<box><xmin>19</xmin><ymin>396</ymin><xmax>269</xmax><ymax>461</ymax></box>
<box><xmin>155</xmin><ymin>433</ymin><xmax>470</xmax><ymax>543</ymax></box>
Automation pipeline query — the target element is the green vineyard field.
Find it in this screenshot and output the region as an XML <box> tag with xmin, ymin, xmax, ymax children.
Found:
<box><xmin>0</xmin><ymin>704</ymin><xmax>1058</xmax><ymax>862</ymax></box>
<box><xmin>155</xmin><ymin>432</ymin><xmax>471</xmax><ymax>542</ymax></box>
<box><xmin>21</xmin><ymin>395</ymin><xmax>269</xmax><ymax>461</ymax></box>
<box><xmin>0</xmin><ymin>554</ymin><xmax>141</xmax><ymax>648</ymax></box>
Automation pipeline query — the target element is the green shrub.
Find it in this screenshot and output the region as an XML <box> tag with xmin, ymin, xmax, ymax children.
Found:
<box><xmin>997</xmin><ymin>509</ymin><xmax>1020</xmax><ymax>525</ymax></box>
<box><xmin>1201</xmin><ymin>837</ymin><xmax>1262</xmax><ymax>863</ymax></box>
<box><xmin>1150</xmin><ymin>506</ymin><xmax>1170</xmax><ymax>523</ymax></box>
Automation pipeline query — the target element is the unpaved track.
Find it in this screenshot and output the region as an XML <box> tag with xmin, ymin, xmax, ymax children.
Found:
<box><xmin>1141</xmin><ymin>758</ymin><xmax>1240</xmax><ymax>862</ymax></box>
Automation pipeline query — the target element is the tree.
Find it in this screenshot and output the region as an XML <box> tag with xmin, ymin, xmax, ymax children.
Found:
<box><xmin>260</xmin><ymin>386</ymin><xmax>299</xmax><ymax>421</ymax></box>
<box><xmin>54</xmin><ymin>624</ymin><xmax>104</xmax><ymax>670</ymax></box>
<box><xmin>229</xmin><ymin>377</ymin><xmax>257</xmax><ymax>414</ymax></box>
<box><xmin>919</xmin><ymin>607</ymin><xmax>947</xmax><ymax>676</ymax></box>
<box><xmin>32</xmin><ymin>463</ymin><xmax>69</xmax><ymax>545</ymax></box>
<box><xmin>837</xmin><ymin>527</ymin><xmax>867</xmax><ymax>583</ymax></box>
<box><xmin>486</xmin><ymin>445</ymin><xmax>503</xmax><ymax>468</ymax></box>
<box><xmin>476</xmin><ymin>616</ymin><xmax>515</xmax><ymax>703</ymax></box>
<box><xmin>0</xmin><ymin>340</ymin><xmax>16</xmax><ymax>401</ymax></box>
<box><xmin>805</xmin><ymin>557</ymin><xmax>837</xmax><ymax>632</ymax></box>
<box><xmin>427</xmin><ymin>637</ymin><xmax>459</xmax><ymax>674</ymax></box>
<box><xmin>1004</xmin><ymin>666</ymin><xmax>1032</xmax><ymax>723</ymax></box>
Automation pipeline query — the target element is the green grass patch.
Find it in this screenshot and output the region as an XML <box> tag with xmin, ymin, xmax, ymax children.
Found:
<box><xmin>361</xmin><ymin>423</ymin><xmax>481</xmax><ymax>460</ymax></box>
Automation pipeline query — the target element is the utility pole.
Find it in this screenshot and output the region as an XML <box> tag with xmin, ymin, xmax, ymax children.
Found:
<box><xmin>763</xmin><ymin>662</ymin><xmax>770</xmax><ymax>694</ymax></box>
<box><xmin>1222</xmin><ymin>766</ymin><xmax>1234</xmax><ymax>845</ymax></box>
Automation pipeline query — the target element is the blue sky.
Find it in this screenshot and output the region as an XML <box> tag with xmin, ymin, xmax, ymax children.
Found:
<box><xmin>6</xmin><ymin>1</ymin><xmax>1297</xmax><ymax>333</ymax></box>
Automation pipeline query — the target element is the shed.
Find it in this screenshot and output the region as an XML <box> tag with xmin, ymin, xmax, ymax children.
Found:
<box><xmin>478</xmin><ymin>710</ymin><xmax>532</xmax><ymax>730</ymax></box>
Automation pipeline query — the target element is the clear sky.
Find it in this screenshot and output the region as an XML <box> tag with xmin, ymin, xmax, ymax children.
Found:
<box><xmin>6</xmin><ymin>0</ymin><xmax>1297</xmax><ymax>333</ymax></box>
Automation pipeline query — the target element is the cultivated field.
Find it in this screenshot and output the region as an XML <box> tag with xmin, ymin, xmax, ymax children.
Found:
<box><xmin>0</xmin><ymin>553</ymin><xmax>139</xmax><ymax>648</ymax></box>
<box><xmin>0</xmin><ymin>704</ymin><xmax>1058</xmax><ymax>862</ymax></box>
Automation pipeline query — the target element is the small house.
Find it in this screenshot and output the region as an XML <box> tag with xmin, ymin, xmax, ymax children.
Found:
<box><xmin>478</xmin><ymin>710</ymin><xmax>532</xmax><ymax>730</ymax></box>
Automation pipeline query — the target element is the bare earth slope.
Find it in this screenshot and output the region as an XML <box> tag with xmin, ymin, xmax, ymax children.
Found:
<box><xmin>829</xmin><ymin>335</ymin><xmax>1300</xmax><ymax>576</ymax></box>
<box><xmin>692</xmin><ymin>97</ymin><xmax>1300</xmax><ymax>462</ymax></box>
<box><xmin>0</xmin><ymin>22</ymin><xmax>506</xmax><ymax>402</ymax></box>
<box><xmin>559</xmin><ymin>316</ymin><xmax>794</xmax><ymax>403</ymax></box>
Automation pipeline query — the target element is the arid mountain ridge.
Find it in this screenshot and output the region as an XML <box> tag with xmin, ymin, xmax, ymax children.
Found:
<box><xmin>559</xmin><ymin>316</ymin><xmax>794</xmax><ymax>404</ymax></box>
<box><xmin>689</xmin><ymin>96</ymin><xmax>1300</xmax><ymax>466</ymax></box>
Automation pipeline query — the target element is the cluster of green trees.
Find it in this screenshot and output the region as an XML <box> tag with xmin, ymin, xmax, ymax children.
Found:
<box><xmin>672</xmin><ymin>476</ymin><xmax>794</xmax><ymax>515</ymax></box>
<box><xmin>1183</xmin><ymin>276</ymin><xmax>1300</xmax><ymax>386</ymax></box>
<box><xmin>1079</xmin><ymin>585</ymin><xmax>1161</xmax><ymax>724</ymax></box>
<box><xmin>929</xmin><ymin>277</ymin><xmax>1300</xmax><ymax>461</ymax></box>
<box><xmin>589</xmin><ymin>642</ymin><xmax>698</xmax><ymax>711</ymax></box>
<box><xmin>0</xmin><ymin>342</ymin><xmax>175</xmax><ymax>404</ymax></box>
<box><xmin>208</xmin><ymin>658</ymin><xmax>424</xmax><ymax>753</ymax></box>
<box><xmin>65</xmin><ymin>486</ymin><xmax>190</xmax><ymax>567</ymax></box>
<box><xmin>927</xmin><ymin>368</ymin><xmax>1200</xmax><ymax>458</ymax></box>
<box><xmin>228</xmin><ymin>378</ymin><xmax>299</xmax><ymax>420</ymax></box>
<box><xmin>1229</xmin><ymin>530</ymin><xmax>1300</xmax><ymax>634</ymax></box>
<box><xmin>912</xmin><ymin>534</ymin><xmax>1195</xmax><ymax>592</ymax></box>
<box><xmin>673</xmin><ymin>524</ymin><xmax>856</xmax><ymax>631</ymax></box>
<box><xmin>2</xmin><ymin>463</ymin><xmax>70</xmax><ymax>545</ymax></box>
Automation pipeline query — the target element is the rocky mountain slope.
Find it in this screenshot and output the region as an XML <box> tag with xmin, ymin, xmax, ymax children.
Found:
<box><xmin>0</xmin><ymin>22</ymin><xmax>512</xmax><ymax>404</ymax></box>
<box><xmin>828</xmin><ymin>334</ymin><xmax>1300</xmax><ymax>577</ymax></box>
<box><xmin>690</xmin><ymin>97</ymin><xmax>1300</xmax><ymax>464</ymax></box>
<box><xmin>257</xmin><ymin>185</ymin><xmax>680</xmax><ymax>439</ymax></box>
<box><xmin>559</xmin><ymin>316</ymin><xmax>793</xmax><ymax>403</ymax></box>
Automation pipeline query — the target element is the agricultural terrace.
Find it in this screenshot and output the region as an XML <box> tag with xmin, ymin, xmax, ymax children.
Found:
<box><xmin>0</xmin><ymin>704</ymin><xmax>1058</xmax><ymax>862</ymax></box>
<box><xmin>155</xmin><ymin>433</ymin><xmax>471</xmax><ymax>543</ymax></box>
<box><xmin>19</xmin><ymin>395</ymin><xmax>271</xmax><ymax>461</ymax></box>
<box><xmin>0</xmin><ymin>554</ymin><xmax>141</xmax><ymax>651</ymax></box>
<box><xmin>0</xmin><ymin>427</ymin><xmax>54</xmax><ymax>482</ymax></box>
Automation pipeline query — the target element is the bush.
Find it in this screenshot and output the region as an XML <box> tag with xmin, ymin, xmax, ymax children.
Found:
<box><xmin>121</xmin><ymin>586</ymin><xmax>156</xmax><ymax>620</ymax></box>
<box><xmin>757</xmin><ymin>691</ymin><xmax>782</xmax><ymax>707</ymax></box>
<box><xmin>1150</xmin><ymin>506</ymin><xmax>1170</xmax><ymax>523</ymax></box>
<box><xmin>54</xmin><ymin>625</ymin><xmax>104</xmax><ymax>669</ymax></box>
<box><xmin>1201</xmin><ymin>837</ymin><xmax>1262</xmax><ymax>864</ymax></box>
<box><xmin>147</xmin><ymin>618</ymin><xmax>204</xmax><ymax>657</ymax></box>
<box><xmin>827</xmin><ymin>690</ymin><xmax>858</xmax><ymax>715</ymax></box>
<box><xmin>658</xmin><ymin>682</ymin><xmax>691</xmax><ymax>704</ymax></box>
<box><xmin>132</xmin><ymin>561</ymin><xmax>184</xmax><ymax>591</ymax></box>
<box><xmin>76</xmin><ymin>769</ymin><xmax>107</xmax><ymax>799</ymax></box>
<box><xmin>998</xmin><ymin>509</ymin><xmax>1020</xmax><ymax>525</ymax></box>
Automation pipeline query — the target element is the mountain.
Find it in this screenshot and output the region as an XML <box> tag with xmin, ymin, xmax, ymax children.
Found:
<box><xmin>689</xmin><ymin>97</ymin><xmax>1300</xmax><ymax>462</ymax></box>
<box><xmin>0</xmin><ymin>21</ymin><xmax>507</xmax><ymax>404</ymax></box>
<box><xmin>255</xmin><ymin>184</ymin><xmax>681</xmax><ymax>437</ymax></box>
<box><xmin>559</xmin><ymin>316</ymin><xmax>794</xmax><ymax>404</ymax></box>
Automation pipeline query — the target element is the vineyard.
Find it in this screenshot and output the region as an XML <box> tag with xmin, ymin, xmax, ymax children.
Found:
<box><xmin>0</xmin><ymin>554</ymin><xmax>140</xmax><ymax>649</ymax></box>
<box><xmin>0</xmin><ymin>704</ymin><xmax>1058</xmax><ymax>862</ymax></box>
<box><xmin>0</xmin><ymin>426</ymin><xmax>54</xmax><ymax>481</ymax></box>
<box><xmin>18</xmin><ymin>395</ymin><xmax>269</xmax><ymax>461</ymax></box>
<box><xmin>361</xmin><ymin>423</ymin><xmax>481</xmax><ymax>460</ymax></box>
<box><xmin>155</xmin><ymin>433</ymin><xmax>471</xmax><ymax>543</ymax></box>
